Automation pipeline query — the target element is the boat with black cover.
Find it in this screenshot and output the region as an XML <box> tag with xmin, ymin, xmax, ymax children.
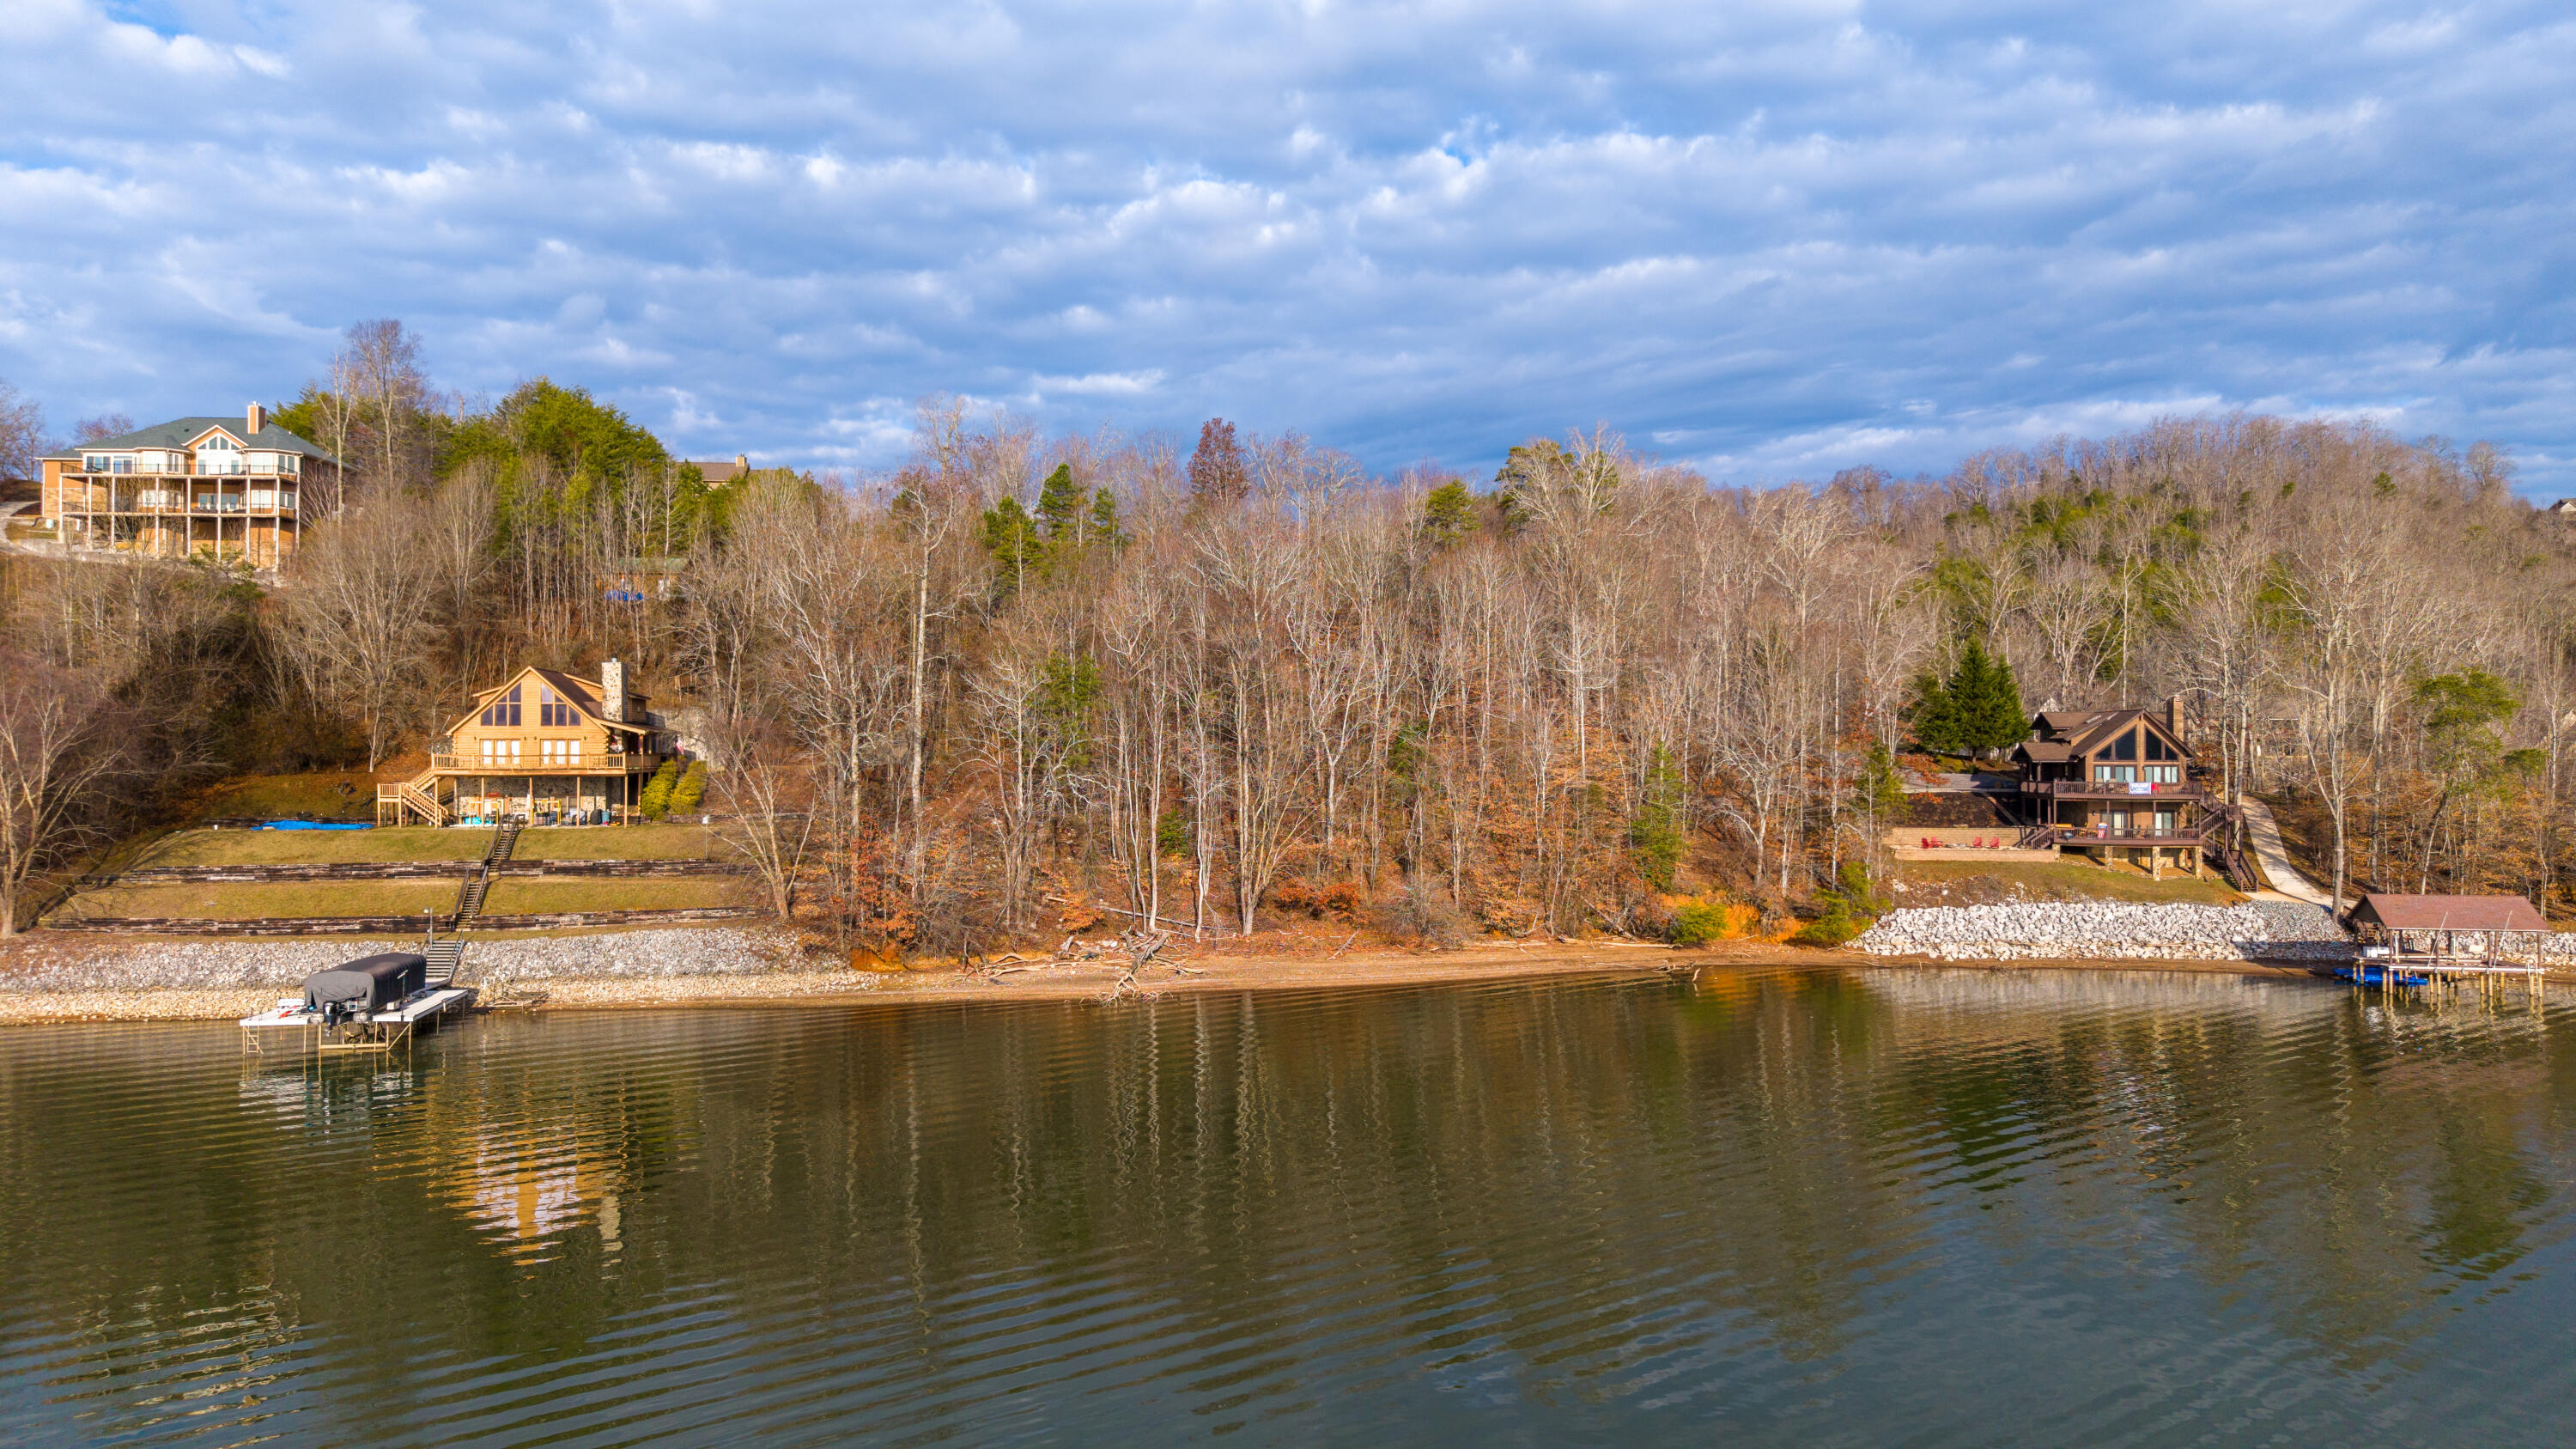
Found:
<box><xmin>241</xmin><ymin>943</ymin><xmax>475</xmax><ymax>1055</ymax></box>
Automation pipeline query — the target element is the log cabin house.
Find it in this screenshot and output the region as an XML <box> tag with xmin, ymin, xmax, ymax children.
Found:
<box><xmin>377</xmin><ymin>659</ymin><xmax>676</xmax><ymax>826</ymax></box>
<box><xmin>2011</xmin><ymin>698</ymin><xmax>2208</xmax><ymax>873</ymax></box>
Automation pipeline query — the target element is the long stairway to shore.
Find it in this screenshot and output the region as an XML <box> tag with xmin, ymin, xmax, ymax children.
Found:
<box><xmin>426</xmin><ymin>824</ymin><xmax>520</xmax><ymax>988</ymax></box>
<box><xmin>447</xmin><ymin>823</ymin><xmax>521</xmax><ymax>931</ymax></box>
<box><xmin>422</xmin><ymin>939</ymin><xmax>465</xmax><ymax>988</ymax></box>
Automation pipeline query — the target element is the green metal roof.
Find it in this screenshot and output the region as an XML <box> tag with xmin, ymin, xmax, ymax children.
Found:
<box><xmin>45</xmin><ymin>417</ymin><xmax>337</xmax><ymax>464</ymax></box>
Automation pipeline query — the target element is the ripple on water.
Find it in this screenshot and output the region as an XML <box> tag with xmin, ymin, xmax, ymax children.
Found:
<box><xmin>7</xmin><ymin>969</ymin><xmax>2576</xmax><ymax>1446</ymax></box>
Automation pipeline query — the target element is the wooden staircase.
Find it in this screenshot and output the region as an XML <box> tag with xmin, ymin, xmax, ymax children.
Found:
<box><xmin>446</xmin><ymin>823</ymin><xmax>520</xmax><ymax>929</ymax></box>
<box><xmin>376</xmin><ymin>767</ymin><xmax>453</xmax><ymax>827</ymax></box>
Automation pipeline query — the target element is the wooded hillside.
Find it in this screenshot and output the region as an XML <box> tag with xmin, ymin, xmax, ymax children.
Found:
<box><xmin>4</xmin><ymin>336</ymin><xmax>2568</xmax><ymax>945</ymax></box>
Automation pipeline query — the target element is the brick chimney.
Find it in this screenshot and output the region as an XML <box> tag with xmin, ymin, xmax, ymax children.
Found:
<box><xmin>246</xmin><ymin>402</ymin><xmax>265</xmax><ymax>437</ymax></box>
<box><xmin>2166</xmin><ymin>694</ymin><xmax>2186</xmax><ymax>741</ymax></box>
<box><xmin>601</xmin><ymin>657</ymin><xmax>626</xmax><ymax>723</ymax></box>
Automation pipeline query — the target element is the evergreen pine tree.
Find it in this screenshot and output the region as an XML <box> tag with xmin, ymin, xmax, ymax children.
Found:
<box><xmin>1946</xmin><ymin>640</ymin><xmax>2029</xmax><ymax>757</ymax></box>
<box><xmin>1902</xmin><ymin>665</ymin><xmax>1961</xmax><ymax>755</ymax></box>
<box><xmin>1084</xmin><ymin>487</ymin><xmax>1123</xmax><ymax>547</ymax></box>
<box><xmin>980</xmin><ymin>496</ymin><xmax>1040</xmax><ymax>596</ymax></box>
<box><xmin>1951</xmin><ymin>640</ymin><xmax>1998</xmax><ymax>755</ymax></box>
<box><xmin>1905</xmin><ymin>640</ymin><xmax>2030</xmax><ymax>758</ymax></box>
<box><xmin>1629</xmin><ymin>745</ymin><xmax>1684</xmax><ymax>892</ymax></box>
<box><xmin>1035</xmin><ymin>463</ymin><xmax>1086</xmax><ymax>541</ymax></box>
<box><xmin>1971</xmin><ymin>648</ymin><xmax>2028</xmax><ymax>755</ymax></box>
<box><xmin>1858</xmin><ymin>740</ymin><xmax>1905</xmax><ymax>814</ymax></box>
<box><xmin>1421</xmin><ymin>480</ymin><xmax>1478</xmax><ymax>545</ymax></box>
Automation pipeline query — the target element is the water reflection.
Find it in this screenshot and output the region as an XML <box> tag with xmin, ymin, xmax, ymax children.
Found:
<box><xmin>6</xmin><ymin>969</ymin><xmax>2576</xmax><ymax>1446</ymax></box>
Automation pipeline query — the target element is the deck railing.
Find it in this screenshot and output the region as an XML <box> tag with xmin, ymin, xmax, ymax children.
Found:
<box><xmin>2050</xmin><ymin>824</ymin><xmax>2210</xmax><ymax>845</ymax></box>
<box><xmin>2021</xmin><ymin>780</ymin><xmax>2205</xmax><ymax>800</ymax></box>
<box><xmin>427</xmin><ymin>751</ymin><xmax>665</xmax><ymax>775</ymax></box>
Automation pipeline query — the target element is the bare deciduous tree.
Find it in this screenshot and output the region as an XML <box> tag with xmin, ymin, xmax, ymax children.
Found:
<box><xmin>0</xmin><ymin>654</ymin><xmax>122</xmax><ymax>936</ymax></box>
<box><xmin>276</xmin><ymin>498</ymin><xmax>444</xmax><ymax>770</ymax></box>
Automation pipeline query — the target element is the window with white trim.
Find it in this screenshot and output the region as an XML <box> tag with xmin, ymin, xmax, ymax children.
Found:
<box><xmin>540</xmin><ymin>739</ymin><xmax>581</xmax><ymax>765</ymax></box>
<box><xmin>480</xmin><ymin>739</ymin><xmax>522</xmax><ymax>765</ymax></box>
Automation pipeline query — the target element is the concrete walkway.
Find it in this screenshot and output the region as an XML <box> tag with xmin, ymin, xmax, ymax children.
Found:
<box><xmin>2237</xmin><ymin>797</ymin><xmax>2335</xmax><ymax>908</ymax></box>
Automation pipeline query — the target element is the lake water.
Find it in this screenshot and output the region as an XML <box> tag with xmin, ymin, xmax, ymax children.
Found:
<box><xmin>6</xmin><ymin>967</ymin><xmax>2576</xmax><ymax>1446</ymax></box>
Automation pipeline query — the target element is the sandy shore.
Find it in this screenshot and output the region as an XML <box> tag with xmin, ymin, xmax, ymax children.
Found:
<box><xmin>0</xmin><ymin>928</ymin><xmax>2387</xmax><ymax>1025</ymax></box>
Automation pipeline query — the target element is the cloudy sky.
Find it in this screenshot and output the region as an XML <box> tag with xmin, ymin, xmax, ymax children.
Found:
<box><xmin>4</xmin><ymin>1</ymin><xmax>2573</xmax><ymax>491</ymax></box>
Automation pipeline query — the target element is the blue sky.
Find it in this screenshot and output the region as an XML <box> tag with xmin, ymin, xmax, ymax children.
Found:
<box><xmin>4</xmin><ymin>1</ymin><xmax>2573</xmax><ymax>492</ymax></box>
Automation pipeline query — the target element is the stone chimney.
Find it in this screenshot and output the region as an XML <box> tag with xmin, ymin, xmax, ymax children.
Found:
<box><xmin>735</xmin><ymin>454</ymin><xmax>747</xmax><ymax>471</ymax></box>
<box><xmin>246</xmin><ymin>402</ymin><xmax>266</xmax><ymax>437</ymax></box>
<box><xmin>2166</xmin><ymin>694</ymin><xmax>2186</xmax><ymax>741</ymax></box>
<box><xmin>601</xmin><ymin>657</ymin><xmax>626</xmax><ymax>723</ymax></box>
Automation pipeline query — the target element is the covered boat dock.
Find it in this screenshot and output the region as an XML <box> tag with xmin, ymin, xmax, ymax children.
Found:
<box><xmin>2338</xmin><ymin>893</ymin><xmax>2556</xmax><ymax>996</ymax></box>
<box><xmin>240</xmin><ymin>949</ymin><xmax>477</xmax><ymax>1054</ymax></box>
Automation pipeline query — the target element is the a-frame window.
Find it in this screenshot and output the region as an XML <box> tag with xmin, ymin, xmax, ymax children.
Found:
<box><xmin>539</xmin><ymin>681</ymin><xmax>579</xmax><ymax>728</ymax></box>
<box><xmin>480</xmin><ymin>683</ymin><xmax>522</xmax><ymax>728</ymax></box>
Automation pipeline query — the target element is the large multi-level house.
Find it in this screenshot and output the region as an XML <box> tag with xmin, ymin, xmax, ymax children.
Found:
<box><xmin>2011</xmin><ymin>699</ymin><xmax>2208</xmax><ymax>874</ymax></box>
<box><xmin>36</xmin><ymin>405</ymin><xmax>336</xmax><ymax>570</ymax></box>
<box><xmin>378</xmin><ymin>659</ymin><xmax>677</xmax><ymax>827</ymax></box>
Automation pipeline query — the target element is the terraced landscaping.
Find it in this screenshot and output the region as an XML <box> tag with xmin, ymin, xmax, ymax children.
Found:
<box><xmin>140</xmin><ymin>824</ymin><xmax>738</xmax><ymax>868</ymax></box>
<box><xmin>56</xmin><ymin>880</ymin><xmax>460</xmax><ymax>922</ymax></box>
<box><xmin>54</xmin><ymin>876</ymin><xmax>748</xmax><ymax>922</ymax></box>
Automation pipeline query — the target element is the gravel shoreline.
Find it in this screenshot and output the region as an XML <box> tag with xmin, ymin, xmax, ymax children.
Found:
<box><xmin>0</xmin><ymin>927</ymin><xmax>802</xmax><ymax>991</ymax></box>
<box><xmin>9</xmin><ymin>911</ymin><xmax>2571</xmax><ymax>1025</ymax></box>
<box><xmin>1855</xmin><ymin>901</ymin><xmax>2356</xmax><ymax>962</ymax></box>
<box><xmin>0</xmin><ymin>928</ymin><xmax>820</xmax><ymax>1021</ymax></box>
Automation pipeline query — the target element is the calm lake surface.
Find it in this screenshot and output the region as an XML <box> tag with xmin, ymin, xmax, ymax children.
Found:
<box><xmin>7</xmin><ymin>968</ymin><xmax>2576</xmax><ymax>1446</ymax></box>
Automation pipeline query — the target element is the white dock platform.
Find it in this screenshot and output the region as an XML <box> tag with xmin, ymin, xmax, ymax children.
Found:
<box><xmin>240</xmin><ymin>987</ymin><xmax>475</xmax><ymax>1054</ymax></box>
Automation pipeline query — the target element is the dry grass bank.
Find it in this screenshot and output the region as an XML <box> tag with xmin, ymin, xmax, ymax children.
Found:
<box><xmin>1893</xmin><ymin>859</ymin><xmax>2243</xmax><ymax>908</ymax></box>
<box><xmin>51</xmin><ymin>877</ymin><xmax>747</xmax><ymax>922</ymax></box>
<box><xmin>142</xmin><ymin>823</ymin><xmax>739</xmax><ymax>868</ymax></box>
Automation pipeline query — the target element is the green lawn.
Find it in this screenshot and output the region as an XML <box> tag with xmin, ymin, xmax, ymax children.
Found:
<box><xmin>53</xmin><ymin>875</ymin><xmax>749</xmax><ymax>922</ymax></box>
<box><xmin>1897</xmin><ymin>859</ymin><xmax>2244</xmax><ymax>907</ymax></box>
<box><xmin>143</xmin><ymin>823</ymin><xmax>738</xmax><ymax>868</ymax></box>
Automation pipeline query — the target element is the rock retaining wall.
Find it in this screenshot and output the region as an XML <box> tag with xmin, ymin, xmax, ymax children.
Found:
<box><xmin>95</xmin><ymin>859</ymin><xmax>749</xmax><ymax>885</ymax></box>
<box><xmin>44</xmin><ymin>906</ymin><xmax>765</xmax><ymax>936</ymax></box>
<box><xmin>1856</xmin><ymin>901</ymin><xmax>2354</xmax><ymax>962</ymax></box>
<box><xmin>0</xmin><ymin>927</ymin><xmax>800</xmax><ymax>994</ymax></box>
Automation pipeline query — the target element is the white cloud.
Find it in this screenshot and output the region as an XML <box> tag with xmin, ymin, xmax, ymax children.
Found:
<box><xmin>1031</xmin><ymin>369</ymin><xmax>1166</xmax><ymax>398</ymax></box>
<box><xmin>0</xmin><ymin>0</ymin><xmax>2569</xmax><ymax>490</ymax></box>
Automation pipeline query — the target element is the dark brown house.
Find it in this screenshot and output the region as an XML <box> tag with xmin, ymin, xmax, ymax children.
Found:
<box><xmin>2011</xmin><ymin>698</ymin><xmax>2207</xmax><ymax>872</ymax></box>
